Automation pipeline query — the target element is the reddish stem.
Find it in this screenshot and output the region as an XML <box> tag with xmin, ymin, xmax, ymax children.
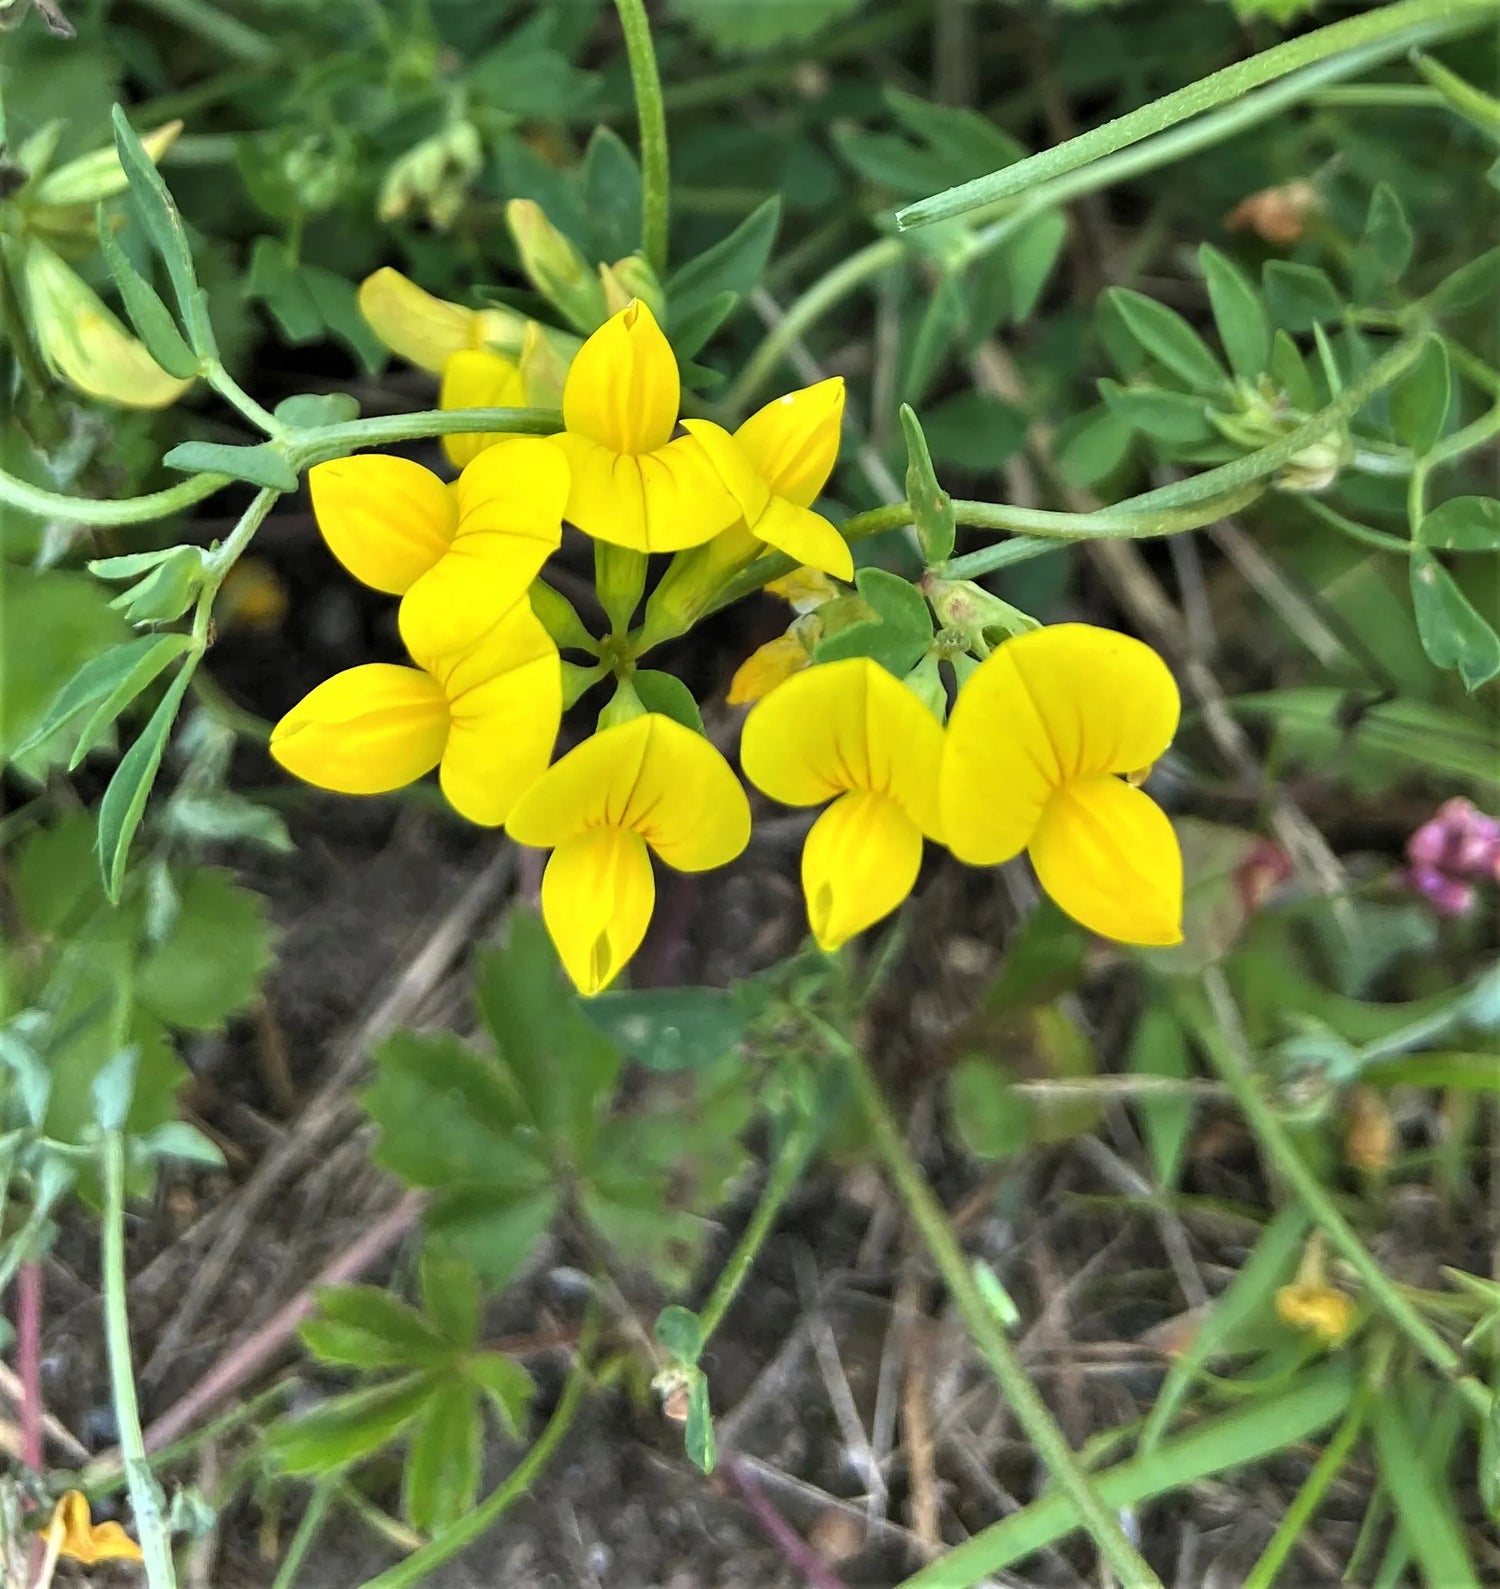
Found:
<box><xmin>18</xmin><ymin>1261</ymin><xmax>43</xmax><ymax>1472</ymax></box>
<box><xmin>720</xmin><ymin>1453</ymin><xmax>851</xmax><ymax>1589</ymax></box>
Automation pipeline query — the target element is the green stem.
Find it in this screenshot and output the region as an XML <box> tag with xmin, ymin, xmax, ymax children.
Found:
<box><xmin>102</xmin><ymin>1131</ymin><xmax>178</xmax><ymax>1589</ymax></box>
<box><xmin>203</xmin><ymin>360</ymin><xmax>285</xmax><ymax>439</ymax></box>
<box><xmin>1300</xmin><ymin>498</ymin><xmax>1413</xmax><ymax>555</ymax></box>
<box><xmin>285</xmin><ymin>406</ymin><xmax>562</xmax><ymax>468</ymax></box>
<box><xmin>269</xmin><ymin>1478</ymin><xmax>336</xmax><ymax>1589</ymax></box>
<box><xmin>0</xmin><ymin>468</ymin><xmax>228</xmax><ymax>529</ymax></box>
<box><xmin>1188</xmin><ymin>973</ymin><xmax>1489</xmax><ymax>1416</ymax></box>
<box><xmin>613</xmin><ymin>0</ymin><xmax>671</xmax><ymax>275</ymax></box>
<box><xmin>127</xmin><ymin>0</ymin><xmax>278</xmax><ymax>65</ymax></box>
<box><xmin>820</xmin><ymin>1017</ymin><xmax>1165</xmax><ymax>1589</ymax></box>
<box><xmin>357</xmin><ymin>1313</ymin><xmax>596</xmax><ymax>1589</ymax></box>
<box><xmin>898</xmin><ymin>0</ymin><xmax>1500</xmax><ymax>227</ymax></box>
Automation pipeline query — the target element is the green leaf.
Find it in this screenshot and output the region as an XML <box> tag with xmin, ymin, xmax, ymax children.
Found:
<box><xmin>136</xmin><ymin>867</ymin><xmax>273</xmax><ymax>1030</ymax></box>
<box><xmin>901</xmin><ymin>274</ymin><xmax>967</xmax><ymax>406</ymax></box>
<box><xmin>104</xmin><ymin>546</ymin><xmax>208</xmax><ymax>626</ymax></box>
<box><xmin>685</xmin><ymin>1371</ymin><xmax>716</xmax><ymax>1473</ymax></box>
<box><xmin>1053</xmin><ymin>405</ymin><xmax>1133</xmax><ymax>489</ymax></box>
<box><xmin>273</xmin><ymin>392</ymin><xmax>361</xmax><ymax>429</ymax></box>
<box><xmin>1141</xmin><ymin>820</ymin><xmax>1269</xmax><ymax>978</ymax></box>
<box><xmin>72</xmin><ymin>634</ymin><xmax>196</xmax><ymax>769</ymax></box>
<box><xmin>95</xmin><ymin>665</ymin><xmax>194</xmax><ymax>901</ymax></box>
<box><xmin>427</xmin><ymin>1185</ymin><xmax>559</xmax><ymax>1288</ymax></box>
<box><xmin>93</xmin><ymin>203</ymin><xmax>198</xmax><ymax>378</ymax></box>
<box><xmin>1354</xmin><ymin>183</ymin><xmax>1414</xmax><ymax>297</ymax></box>
<box><xmin>669</xmin><ymin>290</ymin><xmax>740</xmax><ymax>363</ymax></box>
<box><xmin>581</xmin><ymin>986</ymin><xmax>746</xmax><ymax>1072</ymax></box>
<box><xmin>1371</xmin><ymin>1394</ymin><xmax>1480</xmax><ymax>1589</ymax></box>
<box><xmin>1420</xmin><ymin>495</ymin><xmax>1500</xmax><ymax>551</ymax></box>
<box><xmin>1426</xmin><ymin>246</ymin><xmax>1500</xmax><ymax>315</ymax></box>
<box><xmin>1099</xmin><ymin>381</ymin><xmax>1216</xmax><ymax>446</ymax></box>
<box><xmin>1002</xmin><ymin>209</ymin><xmax>1067</xmax><ymax>324</ymax></box>
<box><xmin>921</xmin><ymin>391</ymin><xmax>1027</xmax><ymax>473</ymax></box>
<box><xmin>1409</xmin><ymin>547</ymin><xmax>1500</xmax><ymax>690</ymax></box>
<box><xmin>162</xmin><ymin>440</ymin><xmax>296</xmax><ymax>492</ymax></box>
<box><xmin>668</xmin><ymin>197</ymin><xmax>780</xmax><ymax>328</ymax></box>
<box><xmin>1390</xmin><ymin>336</ymin><xmax>1450</xmax><ymax>456</ymax></box>
<box><xmin>1105</xmin><ymin>287</ymin><xmax>1227</xmax><ymax>396</ymax></box>
<box><xmin>1128</xmin><ymin>1002</ymin><xmax>1192</xmax><ymax>1189</ymax></box>
<box><xmin>402</xmin><ymin>1381</ymin><xmax>482</xmax><ymax>1534</ymax></box>
<box><xmin>420</xmin><ymin>1252</ymin><xmax>482</xmax><ymax>1348</ymax></box>
<box><xmin>900</xmin><ymin>405</ymin><xmax>956</xmax><ymax>565</ymax></box>
<box><xmin>13</xmin><ymin>812</ymin><xmax>104</xmax><ymax>937</ymax></box>
<box><xmin>632</xmin><ymin>670</ymin><xmax>705</xmax><ymax>735</ymax></box>
<box><xmin>947</xmin><ymin>1056</ymin><xmax>1033</xmax><ymax>1161</ymax></box>
<box><xmin>582</xmin><ymin>126</ymin><xmax>642</xmax><ymax>261</ymax></box>
<box><xmin>655</xmin><ymin>1304</ymin><xmax>705</xmax><ymax>1365</ymax></box>
<box><xmin>465</xmin><ymin>1350</ymin><xmax>535</xmax><ymax>1436</ymax></box>
<box><xmin>0</xmin><ymin>1020</ymin><xmax>54</xmax><ymax>1127</ymax></box>
<box><xmin>1270</xmin><ymin>328</ymin><xmax>1317</xmax><ymax>411</ymax></box>
<box><xmin>91</xmin><ymin>1045</ymin><xmax>139</xmax><ymax>1134</ymax></box>
<box><xmin>1412</xmin><ymin>50</ymin><xmax>1500</xmax><ymax>135</ymax></box>
<box><xmin>13</xmin><ymin>634</ymin><xmax>190</xmax><ymax>761</ymax></box>
<box><xmin>1200</xmin><ymin>244</ymin><xmax>1270</xmax><ymax>383</ymax></box>
<box><xmin>815</xmin><ymin>567</ymin><xmax>933</xmax><ymax>677</ymax></box>
<box><xmin>1263</xmin><ymin>261</ymin><xmax>1343</xmax><ymax>331</ymax></box>
<box><xmin>311</xmin><ymin>1286</ymin><xmax>450</xmax><ymax>1364</ymax></box>
<box><xmin>270</xmin><ymin>1375</ymin><xmax>433</xmax><ymax>1475</ymax></box>
<box><xmin>672</xmin><ymin>0</ymin><xmax>860</xmax><ymax>53</ymax></box>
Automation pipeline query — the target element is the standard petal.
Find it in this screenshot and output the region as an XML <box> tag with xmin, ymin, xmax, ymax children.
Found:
<box><xmin>269</xmin><ymin>665</ymin><xmax>447</xmax><ymax>796</ymax></box>
<box><xmin>740</xmin><ymin>657</ymin><xmax>944</xmax><ymax>838</ymax></box>
<box><xmin>551</xmin><ymin>432</ymin><xmax>739</xmax><ymax>552</ymax></box>
<box><xmin>358</xmin><ymin>268</ymin><xmax>477</xmax><ymax>373</ymax></box>
<box><xmin>802</xmin><ymin>789</ymin><xmax>923</xmax><ymax>951</ymax></box>
<box><xmin>1028</xmin><ymin>774</ymin><xmax>1183</xmax><ymax>945</ymax></box>
<box><xmin>561</xmin><ymin>299</ymin><xmax>677</xmax><ymax>455</ymax></box>
<box><xmin>746</xmin><ymin>495</ymin><xmax>853</xmax><ymax>581</ymax></box>
<box><xmin>541</xmin><ymin>828</ymin><xmax>655</xmax><ymax>995</ymax></box>
<box><xmin>734</xmin><ymin>377</ymin><xmax>845</xmax><ymax>507</ymax></box>
<box><xmin>439</xmin><ymin>349</ymin><xmax>526</xmax><ymax>469</ymax></box>
<box><xmin>309</xmin><ymin>456</ymin><xmax>457</xmax><ymax>596</ymax></box>
<box><xmin>439</xmin><ymin>645</ymin><xmax>560</xmax><ymax>828</ymax></box>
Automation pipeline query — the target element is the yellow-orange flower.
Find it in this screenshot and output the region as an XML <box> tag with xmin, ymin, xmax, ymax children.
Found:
<box><xmin>740</xmin><ymin>658</ymin><xmax>944</xmax><ymax>951</ymax></box>
<box><xmin>1275</xmin><ymin>1283</ymin><xmax>1355</xmax><ymax>1345</ymax></box>
<box><xmin>39</xmin><ymin>1490</ymin><xmax>142</xmax><ymax>1565</ymax></box>
<box><xmin>506</xmin><ymin>714</ymin><xmax>750</xmax><ymax>993</ymax></box>
<box><xmin>941</xmin><ymin>624</ymin><xmax>1183</xmax><ymax>945</ymax></box>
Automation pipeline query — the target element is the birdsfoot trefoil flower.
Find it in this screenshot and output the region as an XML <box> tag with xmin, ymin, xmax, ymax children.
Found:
<box><xmin>38</xmin><ymin>1491</ymin><xmax>143</xmax><ymax>1564</ymax></box>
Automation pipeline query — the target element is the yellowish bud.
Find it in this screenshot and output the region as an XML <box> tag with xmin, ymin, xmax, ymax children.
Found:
<box><xmin>727</xmin><ymin>624</ymin><xmax>817</xmax><ymax>706</ymax></box>
<box><xmin>506</xmin><ymin>199</ymin><xmax>608</xmax><ymax>332</ymax></box>
<box><xmin>378</xmin><ymin>122</ymin><xmax>482</xmax><ymax>232</ymax></box>
<box><xmin>517</xmin><ymin>318</ymin><xmax>571</xmax><ymax>409</ymax></box>
<box><xmin>1275</xmin><ymin>1282</ymin><xmax>1355</xmax><ymax>1346</ymax></box>
<box><xmin>603</xmin><ymin>254</ymin><xmax>665</xmax><ymax>323</ymax></box>
<box><xmin>765</xmin><ymin>566</ymin><xmax>840</xmax><ymax>614</ymax></box>
<box><xmin>1345</xmin><ymin>1086</ymin><xmax>1394</xmax><ymax>1174</ymax></box>
<box><xmin>357</xmin><ymin>267</ymin><xmax>527</xmax><ymax>372</ymax></box>
<box><xmin>31</xmin><ymin>121</ymin><xmax>182</xmax><ymax>208</ymax></box>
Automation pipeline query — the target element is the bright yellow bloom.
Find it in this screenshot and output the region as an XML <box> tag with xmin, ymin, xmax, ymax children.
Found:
<box><xmin>740</xmin><ymin>658</ymin><xmax>944</xmax><ymax>951</ymax></box>
<box><xmin>438</xmin><ymin>348</ymin><xmax>527</xmax><ymax>469</ymax></box>
<box><xmin>24</xmin><ymin>242</ymin><xmax>192</xmax><ymax>409</ymax></box>
<box><xmin>549</xmin><ymin>299</ymin><xmax>745</xmax><ymax>553</ymax></box>
<box><xmin>507</xmin><ymin>714</ymin><xmax>750</xmax><ymax>994</ymax></box>
<box><xmin>308</xmin><ymin>438</ymin><xmax>568</xmax><ymax>656</ymax></box>
<box><xmin>357</xmin><ymin>267</ymin><xmax>528</xmax><ymax>372</ymax></box>
<box><xmin>727</xmin><ymin>630</ymin><xmax>813</xmax><ymax>706</ymax></box>
<box><xmin>941</xmin><ymin>624</ymin><xmax>1183</xmax><ymax>945</ymax></box>
<box><xmin>39</xmin><ymin>1490</ymin><xmax>143</xmax><ymax>1564</ymax></box>
<box><xmin>1275</xmin><ymin>1283</ymin><xmax>1355</xmax><ymax>1345</ymax></box>
<box><xmin>269</xmin><ymin>590</ymin><xmax>559</xmax><ymax>827</ymax></box>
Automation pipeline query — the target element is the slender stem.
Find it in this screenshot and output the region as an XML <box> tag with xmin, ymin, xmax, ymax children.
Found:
<box><xmin>1190</xmin><ymin>972</ymin><xmax>1489</xmax><ymax>1416</ymax></box>
<box><xmin>203</xmin><ymin>361</ymin><xmax>285</xmax><ymax>439</ymax></box>
<box><xmin>1300</xmin><ymin>498</ymin><xmax>1413</xmax><ymax>554</ymax></box>
<box><xmin>613</xmin><ymin>0</ymin><xmax>671</xmax><ymax>275</ymax></box>
<box><xmin>356</xmin><ymin>1311</ymin><xmax>596</xmax><ymax>1589</ymax></box>
<box><xmin>818</xmin><ymin>1017</ymin><xmax>1164</xmax><ymax>1589</ymax></box>
<box><xmin>285</xmin><ymin>406</ymin><xmax>562</xmax><ymax>467</ymax></box>
<box><xmin>898</xmin><ymin>0</ymin><xmax>1500</xmax><ymax>226</ymax></box>
<box><xmin>102</xmin><ymin>1131</ymin><xmax>178</xmax><ymax>1589</ymax></box>
<box><xmin>269</xmin><ymin>1477</ymin><xmax>336</xmax><ymax>1589</ymax></box>
<box><xmin>720</xmin><ymin>1456</ymin><xmax>849</xmax><ymax>1589</ymax></box>
<box><xmin>0</xmin><ymin>468</ymin><xmax>228</xmax><ymax>529</ymax></box>
<box><xmin>17</xmin><ymin>1262</ymin><xmax>42</xmax><ymax>1473</ymax></box>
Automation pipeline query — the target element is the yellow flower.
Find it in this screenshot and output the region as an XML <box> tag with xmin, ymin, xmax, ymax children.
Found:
<box><xmin>727</xmin><ymin>629</ymin><xmax>813</xmax><ymax>706</ymax></box>
<box><xmin>684</xmin><ymin>378</ymin><xmax>852</xmax><ymax>580</ymax></box>
<box><xmin>357</xmin><ymin>267</ymin><xmax>529</xmax><ymax>372</ymax></box>
<box><xmin>549</xmin><ymin>299</ymin><xmax>745</xmax><ymax>553</ymax></box>
<box><xmin>307</xmin><ymin>437</ymin><xmax>568</xmax><ymax>657</ymax></box>
<box><xmin>1275</xmin><ymin>1283</ymin><xmax>1355</xmax><ymax>1346</ymax></box>
<box><xmin>766</xmin><ymin>565</ymin><xmax>840</xmax><ymax>613</ymax></box>
<box><xmin>270</xmin><ymin>587</ymin><xmax>559</xmax><ymax>827</ymax></box>
<box><xmin>941</xmin><ymin>624</ymin><xmax>1183</xmax><ymax>946</ymax></box>
<box><xmin>740</xmin><ymin>658</ymin><xmax>944</xmax><ymax>951</ymax></box>
<box><xmin>438</xmin><ymin>348</ymin><xmax>527</xmax><ymax>470</ymax></box>
<box><xmin>24</xmin><ymin>241</ymin><xmax>192</xmax><ymax>409</ymax></box>
<box><xmin>39</xmin><ymin>1490</ymin><xmax>143</xmax><ymax>1564</ymax></box>
<box><xmin>507</xmin><ymin>713</ymin><xmax>751</xmax><ymax>994</ymax></box>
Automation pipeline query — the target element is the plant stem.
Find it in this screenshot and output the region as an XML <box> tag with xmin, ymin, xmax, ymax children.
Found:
<box><xmin>17</xmin><ymin>1261</ymin><xmax>42</xmax><ymax>1472</ymax></box>
<box><xmin>102</xmin><ymin>1130</ymin><xmax>178</xmax><ymax>1589</ymax></box>
<box><xmin>818</xmin><ymin>1017</ymin><xmax>1164</xmax><ymax>1589</ymax></box>
<box><xmin>357</xmin><ymin>1310</ymin><xmax>596</xmax><ymax>1589</ymax></box>
<box><xmin>203</xmin><ymin>361</ymin><xmax>285</xmax><ymax>439</ymax></box>
<box><xmin>286</xmin><ymin>406</ymin><xmax>562</xmax><ymax>467</ymax></box>
<box><xmin>269</xmin><ymin>1477</ymin><xmax>336</xmax><ymax>1589</ymax></box>
<box><xmin>898</xmin><ymin>0</ymin><xmax>1500</xmax><ymax>227</ymax></box>
<box><xmin>0</xmin><ymin>467</ymin><xmax>228</xmax><ymax>529</ymax></box>
<box><xmin>1190</xmin><ymin>972</ymin><xmax>1490</xmax><ymax>1417</ymax></box>
<box><xmin>613</xmin><ymin>0</ymin><xmax>671</xmax><ymax>275</ymax></box>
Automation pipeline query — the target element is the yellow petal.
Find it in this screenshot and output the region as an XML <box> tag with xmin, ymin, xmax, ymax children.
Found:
<box><xmin>542</xmin><ymin>827</ymin><xmax>655</xmax><ymax>994</ymax></box>
<box><xmin>727</xmin><ymin>632</ymin><xmax>812</xmax><ymax>706</ymax></box>
<box><xmin>766</xmin><ymin>566</ymin><xmax>840</xmax><ymax>612</ymax></box>
<box><xmin>309</xmin><ymin>456</ymin><xmax>457</xmax><ymax>596</ymax></box>
<box><xmin>1028</xmin><ymin>774</ymin><xmax>1183</xmax><ymax>945</ymax></box>
<box><xmin>269</xmin><ymin>665</ymin><xmax>447</xmax><ymax>796</ymax></box>
<box><xmin>399</xmin><ymin>437</ymin><xmax>568</xmax><ymax>659</ymax></box>
<box><xmin>358</xmin><ymin>268</ymin><xmax>493</xmax><ymax>373</ymax></box>
<box><xmin>746</xmin><ymin>495</ymin><xmax>852</xmax><ymax>581</ymax></box>
<box><xmin>440</xmin><ymin>349</ymin><xmax>527</xmax><ymax>469</ymax></box>
<box><xmin>430</xmin><ymin>603</ymin><xmax>561</xmax><ymax>827</ymax></box>
<box><xmin>562</xmin><ymin>298</ymin><xmax>677</xmax><ymax>455</ymax></box>
<box><xmin>551</xmin><ymin>431</ymin><xmax>740</xmax><ymax>553</ymax></box>
<box><xmin>942</xmin><ymin>622</ymin><xmax>1179</xmax><ymax>866</ymax></box>
<box><xmin>25</xmin><ymin>245</ymin><xmax>191</xmax><ymax>409</ymax></box>
<box><xmin>802</xmin><ymin>789</ymin><xmax>923</xmax><ymax>951</ymax></box>
<box><xmin>679</xmin><ymin>417</ymin><xmax>771</xmax><ymax>527</ymax></box>
<box><xmin>734</xmin><ymin>377</ymin><xmax>845</xmax><ymax>507</ymax></box>
<box><xmin>740</xmin><ymin>657</ymin><xmax>943</xmax><ymax>838</ymax></box>
<box><xmin>508</xmin><ymin>713</ymin><xmax>749</xmax><ymax>871</ymax></box>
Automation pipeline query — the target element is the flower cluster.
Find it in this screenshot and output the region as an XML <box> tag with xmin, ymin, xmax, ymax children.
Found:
<box><xmin>1405</xmin><ymin>797</ymin><xmax>1500</xmax><ymax>918</ymax></box>
<box><xmin>271</xmin><ymin>296</ymin><xmax>1186</xmax><ymax>994</ymax></box>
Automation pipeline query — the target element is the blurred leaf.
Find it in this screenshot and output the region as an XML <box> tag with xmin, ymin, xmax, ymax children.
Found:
<box><xmin>581</xmin><ymin>987</ymin><xmax>745</xmax><ymax>1072</ymax></box>
<box><xmin>632</xmin><ymin>670</ymin><xmax>704</xmax><ymax>735</ymax></box>
<box><xmin>1412</xmin><ymin>50</ymin><xmax>1500</xmax><ymax>136</ymax></box>
<box><xmin>1106</xmin><ymin>287</ymin><xmax>1227</xmax><ymax>395</ymax></box>
<box><xmin>948</xmin><ymin>1056</ymin><xmax>1033</xmax><ymax>1160</ymax></box>
<box><xmin>95</xmin><ymin>667</ymin><xmax>193</xmax><ymax>900</ymax></box>
<box><xmin>1054</xmin><ymin>405</ymin><xmax>1133</xmax><ymax>489</ymax></box>
<box><xmin>670</xmin><ymin>290</ymin><xmax>740</xmax><ymax>363</ymax></box>
<box><xmin>13</xmin><ymin>811</ymin><xmax>103</xmax><ymax>937</ymax></box>
<box><xmin>1263</xmin><ymin>261</ymin><xmax>1343</xmax><ymax>331</ymax></box>
<box><xmin>1200</xmin><ymin>243</ymin><xmax>1270</xmax><ymax>383</ymax></box>
<box><xmin>1371</xmin><ymin>1393</ymin><xmax>1479</xmax><ymax>1589</ymax></box>
<box><xmin>667</xmin><ymin>197</ymin><xmax>779</xmax><ymax>330</ymax></box>
<box><xmin>91</xmin><ymin>1044</ymin><xmax>138</xmax><ymax>1134</ymax></box>
<box><xmin>685</xmin><ymin>1371</ymin><xmax>716</xmax><ymax>1473</ymax></box>
<box><xmin>465</xmin><ymin>1350</ymin><xmax>534</xmax><ymax>1436</ymax></box>
<box><xmin>13</xmin><ymin>634</ymin><xmax>190</xmax><ymax>762</ymax></box>
<box><xmin>402</xmin><ymin>1381</ymin><xmax>481</xmax><ymax>1533</ymax></box>
<box><xmin>1100</xmin><ymin>381</ymin><xmax>1216</xmax><ymax>446</ymax></box>
<box><xmin>1420</xmin><ymin>495</ymin><xmax>1500</xmax><ymax>551</ymax></box>
<box><xmin>901</xmin><ymin>273</ymin><xmax>967</xmax><ymax>405</ymax></box>
<box><xmin>136</xmin><ymin>868</ymin><xmax>273</xmax><ymax>1030</ymax></box>
<box><xmin>301</xmin><ymin>1287</ymin><xmax>450</xmax><ymax>1370</ymax></box>
<box><xmin>270</xmin><ymin>1375</ymin><xmax>432</xmax><ymax>1475</ymax></box>
<box><xmin>1409</xmin><ymin>548</ymin><xmax>1500</xmax><ymax>689</ymax></box>
<box><xmin>1002</xmin><ymin>209</ymin><xmax>1067</xmax><ymax>324</ymax></box>
<box><xmin>655</xmin><ymin>1304</ymin><xmax>705</xmax><ymax>1365</ymax></box>
<box><xmin>1270</xmin><ymin>329</ymin><xmax>1317</xmax><ymax>411</ymax></box>
<box><xmin>1142</xmin><ymin>820</ymin><xmax>1268</xmax><ymax>977</ymax></box>
<box><xmin>421</xmin><ymin>1252</ymin><xmax>481</xmax><ymax>1348</ymax></box>
<box><xmin>425</xmin><ymin>1185</ymin><xmax>559</xmax><ymax>1289</ymax></box>
<box><xmin>672</xmin><ymin>0</ymin><xmax>862</xmax><ymax>53</ymax></box>
<box><xmin>835</xmin><ymin>87</ymin><xmax>1023</xmax><ymax>198</ymax></box>
<box><xmin>921</xmin><ymin>391</ymin><xmax>1027</xmax><ymax>474</ymax></box>
<box><xmin>582</xmin><ymin>127</ymin><xmax>642</xmax><ymax>262</ymax></box>
<box><xmin>1353</xmin><ymin>183</ymin><xmax>1413</xmax><ymax>297</ymax></box>
<box><xmin>1425</xmin><ymin>246</ymin><xmax>1500</xmax><ymax>315</ymax></box>
<box><xmin>1129</xmin><ymin>1001</ymin><xmax>1193</xmax><ymax>1189</ymax></box>
<box><xmin>163</xmin><ymin>792</ymin><xmax>294</xmax><ymax>853</ymax></box>
<box><xmin>1390</xmin><ymin>336</ymin><xmax>1450</xmax><ymax>455</ymax></box>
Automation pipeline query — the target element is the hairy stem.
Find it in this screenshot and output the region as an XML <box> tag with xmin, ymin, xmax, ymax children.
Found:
<box><xmin>613</xmin><ymin>0</ymin><xmax>671</xmax><ymax>275</ymax></box>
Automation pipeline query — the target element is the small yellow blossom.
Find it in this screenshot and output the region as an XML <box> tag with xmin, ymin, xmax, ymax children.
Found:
<box><xmin>357</xmin><ymin>267</ymin><xmax>529</xmax><ymax>372</ymax></box>
<box><xmin>506</xmin><ymin>714</ymin><xmax>750</xmax><ymax>994</ymax></box>
<box><xmin>438</xmin><ymin>348</ymin><xmax>527</xmax><ymax>469</ymax></box>
<box><xmin>216</xmin><ymin>557</ymin><xmax>289</xmax><ymax>632</ymax></box>
<box><xmin>39</xmin><ymin>1490</ymin><xmax>143</xmax><ymax>1564</ymax></box>
<box><xmin>727</xmin><ymin>629</ymin><xmax>813</xmax><ymax>706</ymax></box>
<box><xmin>1275</xmin><ymin>1283</ymin><xmax>1355</xmax><ymax>1346</ymax></box>
<box><xmin>740</xmin><ymin>658</ymin><xmax>944</xmax><ymax>951</ymax></box>
<box><xmin>766</xmin><ymin>566</ymin><xmax>840</xmax><ymax>613</ymax></box>
<box><xmin>270</xmin><ymin>585</ymin><xmax>559</xmax><ymax>827</ymax></box>
<box><xmin>941</xmin><ymin>624</ymin><xmax>1183</xmax><ymax>945</ymax></box>
<box><xmin>548</xmin><ymin>299</ymin><xmax>746</xmax><ymax>553</ymax></box>
<box><xmin>307</xmin><ymin>438</ymin><xmax>568</xmax><ymax>657</ymax></box>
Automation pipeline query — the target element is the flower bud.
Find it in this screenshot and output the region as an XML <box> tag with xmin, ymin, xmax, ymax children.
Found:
<box><xmin>1275</xmin><ymin>1282</ymin><xmax>1354</xmax><ymax>1345</ymax></box>
<box><xmin>923</xmin><ymin>576</ymin><xmax>1038</xmax><ymax>649</ymax></box>
<box><xmin>32</xmin><ymin>121</ymin><xmax>181</xmax><ymax>207</ymax></box>
<box><xmin>600</xmin><ymin>254</ymin><xmax>665</xmax><ymax>323</ymax></box>
<box><xmin>378</xmin><ymin>121</ymin><xmax>482</xmax><ymax>232</ymax></box>
<box><xmin>358</xmin><ymin>267</ymin><xmax>530</xmax><ymax>372</ymax></box>
<box><xmin>1226</xmin><ymin>180</ymin><xmax>1320</xmax><ymax>246</ymax></box>
<box><xmin>517</xmin><ymin>318</ymin><xmax>571</xmax><ymax>409</ymax></box>
<box><xmin>1274</xmin><ymin>431</ymin><xmax>1352</xmax><ymax>494</ymax></box>
<box><xmin>506</xmin><ymin>200</ymin><xmax>608</xmax><ymax>333</ymax></box>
